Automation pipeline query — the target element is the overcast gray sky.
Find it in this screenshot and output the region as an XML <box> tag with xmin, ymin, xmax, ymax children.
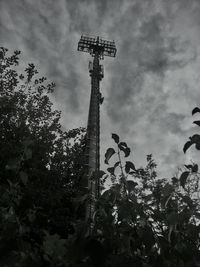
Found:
<box><xmin>1</xmin><ymin>0</ymin><xmax>200</xmax><ymax>177</ymax></box>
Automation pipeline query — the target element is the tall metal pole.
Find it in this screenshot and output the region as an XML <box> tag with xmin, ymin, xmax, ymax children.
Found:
<box><xmin>77</xmin><ymin>35</ymin><xmax>116</xmax><ymax>234</ymax></box>
<box><xmin>85</xmin><ymin>52</ymin><xmax>102</xmax><ymax>233</ymax></box>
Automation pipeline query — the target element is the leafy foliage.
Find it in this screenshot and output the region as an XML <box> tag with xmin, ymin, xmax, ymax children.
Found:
<box><xmin>0</xmin><ymin>48</ymin><xmax>86</xmax><ymax>266</ymax></box>
<box><xmin>105</xmin><ymin>148</ymin><xmax>115</xmax><ymax>164</ymax></box>
<box><xmin>112</xmin><ymin>133</ymin><xmax>120</xmax><ymax>144</ymax></box>
<box><xmin>184</xmin><ymin>107</ymin><xmax>200</xmax><ymax>152</ymax></box>
<box><xmin>180</xmin><ymin>171</ymin><xmax>190</xmax><ymax>188</ymax></box>
<box><xmin>93</xmin><ymin>134</ymin><xmax>200</xmax><ymax>266</ymax></box>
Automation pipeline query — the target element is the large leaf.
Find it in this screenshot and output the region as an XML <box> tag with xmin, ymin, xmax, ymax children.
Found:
<box><xmin>104</xmin><ymin>148</ymin><xmax>115</xmax><ymax>164</ymax></box>
<box><xmin>183</xmin><ymin>134</ymin><xmax>200</xmax><ymax>153</ymax></box>
<box><xmin>107</xmin><ymin>167</ymin><xmax>115</xmax><ymax>175</ymax></box>
<box><xmin>192</xmin><ymin>164</ymin><xmax>198</xmax><ymax>173</ymax></box>
<box><xmin>184</xmin><ymin>164</ymin><xmax>193</xmax><ymax>170</ymax></box>
<box><xmin>192</xmin><ymin>107</ymin><xmax>200</xmax><ymax>115</ymax></box>
<box><xmin>183</xmin><ymin>141</ymin><xmax>193</xmax><ymax>153</ymax></box>
<box><xmin>118</xmin><ymin>142</ymin><xmax>131</xmax><ymax>157</ymax></box>
<box><xmin>195</xmin><ymin>143</ymin><xmax>200</xmax><ymax>150</ymax></box>
<box><xmin>193</xmin><ymin>120</ymin><xmax>200</xmax><ymax>127</ymax></box>
<box><xmin>112</xmin><ymin>133</ymin><xmax>120</xmax><ymax>144</ymax></box>
<box><xmin>114</xmin><ymin>161</ymin><xmax>120</xmax><ymax>169</ymax></box>
<box><xmin>190</xmin><ymin>134</ymin><xmax>200</xmax><ymax>143</ymax></box>
<box><xmin>125</xmin><ymin>161</ymin><xmax>136</xmax><ymax>173</ymax></box>
<box><xmin>180</xmin><ymin>171</ymin><xmax>189</xmax><ymax>188</ymax></box>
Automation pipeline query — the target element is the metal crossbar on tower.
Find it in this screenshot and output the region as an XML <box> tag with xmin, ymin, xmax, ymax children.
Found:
<box><xmin>77</xmin><ymin>35</ymin><xmax>116</xmax><ymax>233</ymax></box>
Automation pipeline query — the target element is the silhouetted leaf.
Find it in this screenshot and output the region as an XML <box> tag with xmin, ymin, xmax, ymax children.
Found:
<box><xmin>107</xmin><ymin>167</ymin><xmax>115</xmax><ymax>175</ymax></box>
<box><xmin>102</xmin><ymin>174</ymin><xmax>109</xmax><ymax>184</ymax></box>
<box><xmin>180</xmin><ymin>171</ymin><xmax>189</xmax><ymax>188</ymax></box>
<box><xmin>118</xmin><ymin>142</ymin><xmax>131</xmax><ymax>157</ymax></box>
<box><xmin>193</xmin><ymin>120</ymin><xmax>200</xmax><ymax>127</ymax></box>
<box><xmin>190</xmin><ymin>134</ymin><xmax>200</xmax><ymax>143</ymax></box>
<box><xmin>104</xmin><ymin>148</ymin><xmax>115</xmax><ymax>164</ymax></box>
<box><xmin>125</xmin><ymin>161</ymin><xmax>136</xmax><ymax>173</ymax></box>
<box><xmin>114</xmin><ymin>161</ymin><xmax>120</xmax><ymax>168</ymax></box>
<box><xmin>192</xmin><ymin>164</ymin><xmax>198</xmax><ymax>173</ymax></box>
<box><xmin>183</xmin><ymin>141</ymin><xmax>193</xmax><ymax>153</ymax></box>
<box><xmin>112</xmin><ymin>133</ymin><xmax>119</xmax><ymax>144</ymax></box>
<box><xmin>196</xmin><ymin>143</ymin><xmax>200</xmax><ymax>150</ymax></box>
<box><xmin>124</xmin><ymin>147</ymin><xmax>131</xmax><ymax>157</ymax></box>
<box><xmin>192</xmin><ymin>107</ymin><xmax>200</xmax><ymax>115</ymax></box>
<box><xmin>184</xmin><ymin>164</ymin><xmax>193</xmax><ymax>170</ymax></box>
<box><xmin>183</xmin><ymin>135</ymin><xmax>200</xmax><ymax>152</ymax></box>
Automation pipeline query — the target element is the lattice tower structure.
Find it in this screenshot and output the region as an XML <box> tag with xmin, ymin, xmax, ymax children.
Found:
<box><xmin>77</xmin><ymin>35</ymin><xmax>116</xmax><ymax>232</ymax></box>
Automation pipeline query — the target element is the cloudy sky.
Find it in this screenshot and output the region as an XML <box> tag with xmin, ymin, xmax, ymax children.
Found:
<box><xmin>1</xmin><ymin>0</ymin><xmax>200</xmax><ymax>177</ymax></box>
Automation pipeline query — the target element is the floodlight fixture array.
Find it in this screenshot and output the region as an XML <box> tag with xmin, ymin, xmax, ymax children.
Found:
<box><xmin>78</xmin><ymin>35</ymin><xmax>117</xmax><ymax>59</ymax></box>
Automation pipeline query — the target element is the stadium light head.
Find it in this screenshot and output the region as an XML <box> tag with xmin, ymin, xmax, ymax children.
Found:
<box><xmin>77</xmin><ymin>35</ymin><xmax>117</xmax><ymax>58</ymax></box>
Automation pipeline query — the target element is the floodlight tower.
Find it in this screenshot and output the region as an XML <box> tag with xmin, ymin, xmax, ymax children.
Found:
<box><xmin>77</xmin><ymin>35</ymin><xmax>116</xmax><ymax>231</ymax></box>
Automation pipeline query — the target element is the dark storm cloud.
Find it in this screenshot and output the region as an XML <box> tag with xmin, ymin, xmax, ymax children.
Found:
<box><xmin>150</xmin><ymin>111</ymin><xmax>186</xmax><ymax>135</ymax></box>
<box><xmin>106</xmin><ymin>1</ymin><xmax>197</xmax><ymax>138</ymax></box>
<box><xmin>0</xmin><ymin>0</ymin><xmax>84</xmax><ymax>113</ymax></box>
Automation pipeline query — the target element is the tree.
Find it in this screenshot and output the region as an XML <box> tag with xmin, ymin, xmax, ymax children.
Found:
<box><xmin>0</xmin><ymin>47</ymin><xmax>85</xmax><ymax>266</ymax></box>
